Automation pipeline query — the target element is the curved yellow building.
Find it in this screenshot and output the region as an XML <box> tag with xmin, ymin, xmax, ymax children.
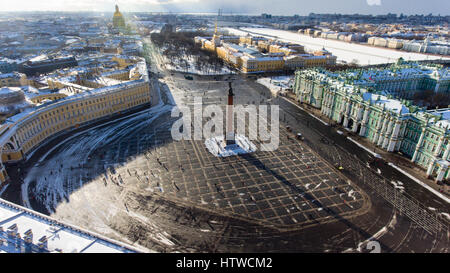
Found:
<box><xmin>0</xmin><ymin>57</ymin><xmax>151</xmax><ymax>184</ymax></box>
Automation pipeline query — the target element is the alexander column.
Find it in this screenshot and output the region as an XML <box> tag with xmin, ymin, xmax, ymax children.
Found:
<box><xmin>225</xmin><ymin>81</ymin><xmax>235</xmax><ymax>145</ymax></box>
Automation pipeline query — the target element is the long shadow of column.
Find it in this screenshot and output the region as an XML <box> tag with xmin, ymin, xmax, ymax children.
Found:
<box><xmin>237</xmin><ymin>151</ymin><xmax>394</xmax><ymax>252</ymax></box>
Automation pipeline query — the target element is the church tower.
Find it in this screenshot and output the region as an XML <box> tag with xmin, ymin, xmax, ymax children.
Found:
<box><xmin>211</xmin><ymin>12</ymin><xmax>221</xmax><ymax>47</ymax></box>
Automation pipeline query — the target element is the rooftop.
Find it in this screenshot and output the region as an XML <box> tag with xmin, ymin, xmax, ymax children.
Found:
<box><xmin>362</xmin><ymin>92</ymin><xmax>409</xmax><ymax>115</ymax></box>
<box><xmin>0</xmin><ymin>198</ymin><xmax>139</xmax><ymax>253</ymax></box>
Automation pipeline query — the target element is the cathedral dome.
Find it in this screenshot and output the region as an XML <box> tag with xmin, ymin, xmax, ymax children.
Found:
<box><xmin>113</xmin><ymin>5</ymin><xmax>126</xmax><ymax>29</ymax></box>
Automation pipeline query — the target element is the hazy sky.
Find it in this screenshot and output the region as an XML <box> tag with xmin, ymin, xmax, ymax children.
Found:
<box><xmin>0</xmin><ymin>0</ymin><xmax>448</xmax><ymax>15</ymax></box>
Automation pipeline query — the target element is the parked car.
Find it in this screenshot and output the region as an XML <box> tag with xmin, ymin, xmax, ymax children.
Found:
<box><xmin>296</xmin><ymin>133</ymin><xmax>304</xmax><ymax>140</ymax></box>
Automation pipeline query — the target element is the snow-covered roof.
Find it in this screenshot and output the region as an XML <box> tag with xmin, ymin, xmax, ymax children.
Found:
<box><xmin>362</xmin><ymin>93</ymin><xmax>409</xmax><ymax>115</ymax></box>
<box><xmin>427</xmin><ymin>108</ymin><xmax>450</xmax><ymax>129</ymax></box>
<box><xmin>0</xmin><ymin>72</ymin><xmax>22</xmax><ymax>79</ymax></box>
<box><xmin>252</xmin><ymin>56</ymin><xmax>283</xmax><ymax>61</ymax></box>
<box><xmin>0</xmin><ymin>198</ymin><xmax>138</xmax><ymax>253</ymax></box>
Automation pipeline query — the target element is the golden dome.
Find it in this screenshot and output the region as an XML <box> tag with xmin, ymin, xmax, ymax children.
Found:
<box><xmin>114</xmin><ymin>5</ymin><xmax>122</xmax><ymax>17</ymax></box>
<box><xmin>113</xmin><ymin>5</ymin><xmax>125</xmax><ymax>28</ymax></box>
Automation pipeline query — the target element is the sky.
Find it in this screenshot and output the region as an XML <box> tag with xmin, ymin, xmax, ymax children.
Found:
<box><xmin>0</xmin><ymin>0</ymin><xmax>448</xmax><ymax>16</ymax></box>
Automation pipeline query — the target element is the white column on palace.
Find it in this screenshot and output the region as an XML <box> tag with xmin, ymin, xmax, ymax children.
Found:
<box><xmin>442</xmin><ymin>142</ymin><xmax>450</xmax><ymax>160</ymax></box>
<box><xmin>411</xmin><ymin>128</ymin><xmax>427</xmax><ymax>162</ymax></box>
<box><xmin>382</xmin><ymin>118</ymin><xmax>394</xmax><ymax>149</ymax></box>
<box><xmin>387</xmin><ymin>120</ymin><xmax>402</xmax><ymax>152</ymax></box>
<box><xmin>436</xmin><ymin>164</ymin><xmax>448</xmax><ymax>182</ymax></box>
<box><xmin>377</xmin><ymin>116</ymin><xmax>389</xmax><ymax>146</ymax></box>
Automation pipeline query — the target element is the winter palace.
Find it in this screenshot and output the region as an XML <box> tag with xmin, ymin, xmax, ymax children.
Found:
<box><xmin>293</xmin><ymin>58</ymin><xmax>450</xmax><ymax>182</ymax></box>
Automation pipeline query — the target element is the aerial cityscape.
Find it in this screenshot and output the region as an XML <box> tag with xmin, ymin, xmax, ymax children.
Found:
<box><xmin>0</xmin><ymin>0</ymin><xmax>449</xmax><ymax>256</ymax></box>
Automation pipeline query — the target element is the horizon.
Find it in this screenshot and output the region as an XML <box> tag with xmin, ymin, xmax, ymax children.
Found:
<box><xmin>0</xmin><ymin>10</ymin><xmax>448</xmax><ymax>16</ymax></box>
<box><xmin>0</xmin><ymin>0</ymin><xmax>448</xmax><ymax>16</ymax></box>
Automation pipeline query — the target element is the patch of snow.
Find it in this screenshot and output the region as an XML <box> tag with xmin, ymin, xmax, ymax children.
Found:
<box><xmin>387</xmin><ymin>162</ymin><xmax>450</xmax><ymax>204</ymax></box>
<box><xmin>348</xmin><ymin>189</ymin><xmax>356</xmax><ymax>201</ymax></box>
<box><xmin>390</xmin><ymin>181</ymin><xmax>405</xmax><ymax>192</ymax></box>
<box><xmin>440</xmin><ymin>212</ymin><xmax>450</xmax><ymax>221</ymax></box>
<box><xmin>164</xmin><ymin>54</ymin><xmax>234</xmax><ymax>75</ymax></box>
<box><xmin>308</xmin><ymin>113</ymin><xmax>329</xmax><ymax>126</ymax></box>
<box><xmin>257</xmin><ymin>76</ymin><xmax>292</xmax><ymax>96</ymax></box>
<box><xmin>0</xmin><ymin>184</ymin><xmax>9</xmax><ymax>197</ymax></box>
<box><xmin>355</xmin><ymin>213</ymin><xmax>397</xmax><ymax>253</ymax></box>
<box><xmin>205</xmin><ymin>134</ymin><xmax>257</xmax><ymax>157</ymax></box>
<box><xmin>347</xmin><ymin>137</ymin><xmax>382</xmax><ymax>159</ymax></box>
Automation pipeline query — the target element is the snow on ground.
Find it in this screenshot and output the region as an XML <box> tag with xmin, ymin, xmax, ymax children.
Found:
<box><xmin>390</xmin><ymin>181</ymin><xmax>405</xmax><ymax>193</ymax></box>
<box><xmin>308</xmin><ymin>112</ymin><xmax>329</xmax><ymax>126</ymax></box>
<box><xmin>225</xmin><ymin>27</ymin><xmax>450</xmax><ymax>65</ymax></box>
<box><xmin>164</xmin><ymin>54</ymin><xmax>234</xmax><ymax>75</ymax></box>
<box><xmin>342</xmin><ymin>213</ymin><xmax>397</xmax><ymax>253</ymax></box>
<box><xmin>348</xmin><ymin>189</ymin><xmax>356</xmax><ymax>201</ymax></box>
<box><xmin>0</xmin><ymin>184</ymin><xmax>9</xmax><ymax>197</ymax></box>
<box><xmin>347</xmin><ymin>137</ymin><xmax>382</xmax><ymax>159</ymax></box>
<box><xmin>387</xmin><ymin>162</ymin><xmax>450</xmax><ymax>204</ymax></box>
<box><xmin>205</xmin><ymin>134</ymin><xmax>257</xmax><ymax>157</ymax></box>
<box><xmin>256</xmin><ymin>76</ymin><xmax>293</xmax><ymax>96</ymax></box>
<box><xmin>22</xmin><ymin>103</ymin><xmax>172</xmax><ymax>213</ymax></box>
<box><xmin>440</xmin><ymin>212</ymin><xmax>450</xmax><ymax>221</ymax></box>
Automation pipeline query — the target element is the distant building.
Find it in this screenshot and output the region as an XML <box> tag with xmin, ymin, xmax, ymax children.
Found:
<box><xmin>161</xmin><ymin>24</ymin><xmax>174</xmax><ymax>34</ymax></box>
<box><xmin>402</xmin><ymin>37</ymin><xmax>450</xmax><ymax>56</ymax></box>
<box><xmin>112</xmin><ymin>4</ymin><xmax>126</xmax><ymax>29</ymax></box>
<box><xmin>0</xmin><ymin>72</ymin><xmax>29</xmax><ymax>87</ymax></box>
<box><xmin>195</xmin><ymin>34</ymin><xmax>336</xmax><ymax>73</ymax></box>
<box><xmin>0</xmin><ymin>59</ymin><xmax>18</xmax><ymax>74</ymax></box>
<box><xmin>21</xmin><ymin>56</ymin><xmax>78</xmax><ymax>76</ymax></box>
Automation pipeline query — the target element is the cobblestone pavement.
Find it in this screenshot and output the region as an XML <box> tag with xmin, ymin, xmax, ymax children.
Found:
<box><xmin>105</xmin><ymin>121</ymin><xmax>369</xmax><ymax>231</ymax></box>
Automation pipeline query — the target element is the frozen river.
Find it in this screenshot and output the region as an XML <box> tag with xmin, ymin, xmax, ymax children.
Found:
<box><xmin>225</xmin><ymin>27</ymin><xmax>450</xmax><ymax>65</ymax></box>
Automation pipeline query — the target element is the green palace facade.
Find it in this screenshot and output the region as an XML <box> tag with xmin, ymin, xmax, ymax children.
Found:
<box><xmin>293</xmin><ymin>59</ymin><xmax>450</xmax><ymax>182</ymax></box>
